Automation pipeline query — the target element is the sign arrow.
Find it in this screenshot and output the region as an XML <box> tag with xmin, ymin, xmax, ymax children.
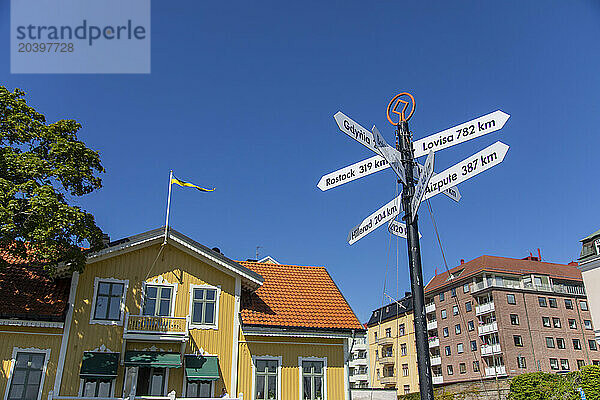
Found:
<box><xmin>413</xmin><ymin>110</ymin><xmax>510</xmax><ymax>158</ymax></box>
<box><xmin>410</xmin><ymin>150</ymin><xmax>435</xmax><ymax>219</ymax></box>
<box><xmin>388</xmin><ymin>219</ymin><xmax>422</xmax><ymax>239</ymax></box>
<box><xmin>423</xmin><ymin>141</ymin><xmax>509</xmax><ymax>200</ymax></box>
<box><xmin>334</xmin><ymin>111</ymin><xmax>379</xmax><ymax>154</ymax></box>
<box><xmin>348</xmin><ymin>197</ymin><xmax>402</xmax><ymax>245</ymax></box>
<box><xmin>372</xmin><ymin>125</ymin><xmax>406</xmax><ymax>183</ymax></box>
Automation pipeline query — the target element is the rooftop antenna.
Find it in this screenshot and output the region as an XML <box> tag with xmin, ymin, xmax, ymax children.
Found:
<box><xmin>256</xmin><ymin>246</ymin><xmax>263</xmax><ymax>260</ymax></box>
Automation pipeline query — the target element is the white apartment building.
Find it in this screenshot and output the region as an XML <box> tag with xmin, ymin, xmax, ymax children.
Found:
<box><xmin>349</xmin><ymin>333</ymin><xmax>370</xmax><ymax>388</ymax></box>
<box><xmin>579</xmin><ymin>229</ymin><xmax>600</xmax><ymax>344</ymax></box>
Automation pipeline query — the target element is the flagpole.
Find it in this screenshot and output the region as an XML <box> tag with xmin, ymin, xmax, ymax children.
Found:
<box><xmin>164</xmin><ymin>170</ymin><xmax>173</xmax><ymax>244</ymax></box>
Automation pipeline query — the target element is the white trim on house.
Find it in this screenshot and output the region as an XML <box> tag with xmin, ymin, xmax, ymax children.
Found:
<box><xmin>54</xmin><ymin>271</ymin><xmax>79</xmax><ymax>395</ymax></box>
<box><xmin>4</xmin><ymin>347</ymin><xmax>51</xmax><ymax>400</ymax></box>
<box><xmin>141</xmin><ymin>277</ymin><xmax>178</xmax><ymax>317</ymax></box>
<box><xmin>188</xmin><ymin>284</ymin><xmax>221</xmax><ymax>330</ymax></box>
<box><xmin>89</xmin><ymin>277</ymin><xmax>129</xmax><ymax>326</ymax></box>
<box><xmin>0</xmin><ymin>330</ymin><xmax>62</xmax><ymax>336</ymax></box>
<box><xmin>243</xmin><ymin>327</ymin><xmax>355</xmax><ymax>339</ymax></box>
<box><xmin>78</xmin><ymin>376</ymin><xmax>117</xmax><ymax>397</ymax></box>
<box><xmin>298</xmin><ymin>356</ymin><xmax>327</xmax><ymax>400</ymax></box>
<box><xmin>230</xmin><ymin>276</ymin><xmax>241</xmax><ymax>397</ymax></box>
<box><xmin>240</xmin><ymin>340</ymin><xmax>343</xmax><ymax>347</ymax></box>
<box><xmin>251</xmin><ymin>355</ymin><xmax>282</xmax><ymax>400</ymax></box>
<box><xmin>0</xmin><ymin>319</ymin><xmax>64</xmax><ymax>328</ymax></box>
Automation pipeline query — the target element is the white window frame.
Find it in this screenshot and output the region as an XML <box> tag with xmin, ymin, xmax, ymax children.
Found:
<box><xmin>89</xmin><ymin>277</ymin><xmax>129</xmax><ymax>326</ymax></box>
<box><xmin>4</xmin><ymin>347</ymin><xmax>51</xmax><ymax>400</ymax></box>
<box><xmin>78</xmin><ymin>377</ymin><xmax>116</xmax><ymax>398</ymax></box>
<box><xmin>141</xmin><ymin>280</ymin><xmax>178</xmax><ymax>317</ymax></box>
<box><xmin>252</xmin><ymin>355</ymin><xmax>282</xmax><ymax>400</ymax></box>
<box><xmin>298</xmin><ymin>356</ymin><xmax>327</xmax><ymax>400</ymax></box>
<box><xmin>188</xmin><ymin>284</ymin><xmax>221</xmax><ymax>330</ymax></box>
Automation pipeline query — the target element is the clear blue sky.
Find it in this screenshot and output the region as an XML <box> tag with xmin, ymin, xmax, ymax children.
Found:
<box><xmin>2</xmin><ymin>1</ymin><xmax>599</xmax><ymax>322</ymax></box>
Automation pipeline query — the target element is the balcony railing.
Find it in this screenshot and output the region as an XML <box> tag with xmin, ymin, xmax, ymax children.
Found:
<box><xmin>428</xmin><ymin>338</ymin><xmax>439</xmax><ymax>348</ymax></box>
<box><xmin>485</xmin><ymin>365</ymin><xmax>507</xmax><ymax>376</ymax></box>
<box><xmin>427</xmin><ymin>320</ymin><xmax>438</xmax><ymax>330</ymax></box>
<box><xmin>432</xmin><ymin>376</ymin><xmax>444</xmax><ymax>385</ymax></box>
<box><xmin>425</xmin><ymin>303</ymin><xmax>436</xmax><ymax>313</ymax></box>
<box><xmin>124</xmin><ymin>313</ymin><xmax>188</xmax><ymax>340</ymax></box>
<box><xmin>379</xmin><ymin>375</ymin><xmax>396</xmax><ymax>385</ymax></box>
<box><xmin>379</xmin><ymin>354</ymin><xmax>395</xmax><ymax>365</ymax></box>
<box><xmin>478</xmin><ymin>321</ymin><xmax>498</xmax><ymax>335</ymax></box>
<box><xmin>481</xmin><ymin>343</ymin><xmax>502</xmax><ymax>356</ymax></box>
<box><xmin>472</xmin><ymin>278</ymin><xmax>585</xmax><ymax>296</ymax></box>
<box><xmin>377</xmin><ymin>336</ymin><xmax>395</xmax><ymax>345</ymax></box>
<box><xmin>430</xmin><ymin>355</ymin><xmax>441</xmax><ymax>366</ymax></box>
<box><xmin>553</xmin><ymin>284</ymin><xmax>586</xmax><ymax>295</ymax></box>
<box><xmin>350</xmin><ymin>373</ymin><xmax>369</xmax><ymax>381</ymax></box>
<box><xmin>475</xmin><ymin>302</ymin><xmax>495</xmax><ymax>316</ymax></box>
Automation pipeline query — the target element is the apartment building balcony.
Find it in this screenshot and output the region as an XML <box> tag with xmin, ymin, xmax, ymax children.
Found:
<box><xmin>478</xmin><ymin>321</ymin><xmax>498</xmax><ymax>335</ymax></box>
<box><xmin>123</xmin><ymin>313</ymin><xmax>189</xmax><ymax>342</ymax></box>
<box><xmin>351</xmin><ymin>373</ymin><xmax>369</xmax><ymax>382</ymax></box>
<box><xmin>481</xmin><ymin>343</ymin><xmax>502</xmax><ymax>356</ymax></box>
<box><xmin>428</xmin><ymin>338</ymin><xmax>440</xmax><ymax>348</ymax></box>
<box><xmin>426</xmin><ymin>303</ymin><xmax>436</xmax><ymax>313</ymax></box>
<box><xmin>432</xmin><ymin>375</ymin><xmax>444</xmax><ymax>385</ymax></box>
<box><xmin>379</xmin><ymin>355</ymin><xmax>395</xmax><ymax>365</ymax></box>
<box><xmin>475</xmin><ymin>302</ymin><xmax>495</xmax><ymax>316</ymax></box>
<box><xmin>427</xmin><ymin>320</ymin><xmax>438</xmax><ymax>330</ymax></box>
<box><xmin>485</xmin><ymin>365</ymin><xmax>507</xmax><ymax>377</ymax></box>
<box><xmin>430</xmin><ymin>355</ymin><xmax>441</xmax><ymax>366</ymax></box>
<box><xmin>349</xmin><ymin>358</ymin><xmax>368</xmax><ymax>368</ymax></box>
<box><xmin>379</xmin><ymin>375</ymin><xmax>396</xmax><ymax>385</ymax></box>
<box><xmin>378</xmin><ymin>336</ymin><xmax>395</xmax><ymax>346</ymax></box>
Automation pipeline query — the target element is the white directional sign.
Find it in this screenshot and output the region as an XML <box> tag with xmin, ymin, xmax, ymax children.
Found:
<box><xmin>410</xmin><ymin>151</ymin><xmax>435</xmax><ymax>219</ymax></box>
<box><xmin>317</xmin><ymin>155</ymin><xmax>461</xmax><ymax>202</ymax></box>
<box><xmin>334</xmin><ymin>111</ymin><xmax>378</xmax><ymax>154</ymax></box>
<box><xmin>372</xmin><ymin>125</ymin><xmax>405</xmax><ymax>183</ymax></box>
<box><xmin>423</xmin><ymin>141</ymin><xmax>509</xmax><ymax>200</ymax></box>
<box><xmin>317</xmin><ymin>154</ymin><xmax>389</xmax><ymax>191</ymax></box>
<box><xmin>348</xmin><ymin>197</ymin><xmax>401</xmax><ymax>245</ymax></box>
<box><xmin>413</xmin><ymin>110</ymin><xmax>510</xmax><ymax>158</ymax></box>
<box><xmin>388</xmin><ymin>219</ymin><xmax>422</xmax><ymax>239</ymax></box>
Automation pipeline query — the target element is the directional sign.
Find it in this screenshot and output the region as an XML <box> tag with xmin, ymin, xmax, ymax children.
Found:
<box><xmin>348</xmin><ymin>197</ymin><xmax>401</xmax><ymax>245</ymax></box>
<box><xmin>317</xmin><ymin>154</ymin><xmax>389</xmax><ymax>191</ymax></box>
<box><xmin>372</xmin><ymin>125</ymin><xmax>405</xmax><ymax>183</ymax></box>
<box><xmin>410</xmin><ymin>151</ymin><xmax>435</xmax><ymax>219</ymax></box>
<box><xmin>317</xmin><ymin>155</ymin><xmax>461</xmax><ymax>202</ymax></box>
<box><xmin>423</xmin><ymin>141</ymin><xmax>509</xmax><ymax>200</ymax></box>
<box><xmin>388</xmin><ymin>219</ymin><xmax>422</xmax><ymax>239</ymax></box>
<box><xmin>413</xmin><ymin>110</ymin><xmax>510</xmax><ymax>158</ymax></box>
<box><xmin>334</xmin><ymin>111</ymin><xmax>379</xmax><ymax>154</ymax></box>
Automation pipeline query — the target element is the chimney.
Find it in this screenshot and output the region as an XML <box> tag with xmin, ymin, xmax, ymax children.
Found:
<box><xmin>568</xmin><ymin>261</ymin><xmax>578</xmax><ymax>266</ymax></box>
<box><xmin>102</xmin><ymin>234</ymin><xmax>111</xmax><ymax>247</ymax></box>
<box><xmin>537</xmin><ymin>248</ymin><xmax>542</xmax><ymax>261</ymax></box>
<box><xmin>212</xmin><ymin>247</ymin><xmax>221</xmax><ymax>254</ymax></box>
<box><xmin>460</xmin><ymin>259</ymin><xmax>465</xmax><ymax>265</ymax></box>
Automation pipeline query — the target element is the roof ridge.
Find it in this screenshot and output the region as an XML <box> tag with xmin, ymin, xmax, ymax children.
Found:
<box><xmin>238</xmin><ymin>261</ymin><xmax>325</xmax><ymax>269</ymax></box>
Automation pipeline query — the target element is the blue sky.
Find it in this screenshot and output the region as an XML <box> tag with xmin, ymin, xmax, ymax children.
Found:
<box><xmin>1</xmin><ymin>1</ymin><xmax>599</xmax><ymax>322</ymax></box>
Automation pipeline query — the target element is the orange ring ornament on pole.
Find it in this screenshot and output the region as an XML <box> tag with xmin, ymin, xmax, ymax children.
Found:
<box><xmin>386</xmin><ymin>92</ymin><xmax>416</xmax><ymax>125</ymax></box>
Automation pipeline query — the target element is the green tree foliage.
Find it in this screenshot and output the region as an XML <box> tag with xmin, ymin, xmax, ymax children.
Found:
<box><xmin>0</xmin><ymin>86</ymin><xmax>104</xmax><ymax>271</ymax></box>
<box><xmin>509</xmin><ymin>367</ymin><xmax>600</xmax><ymax>400</ymax></box>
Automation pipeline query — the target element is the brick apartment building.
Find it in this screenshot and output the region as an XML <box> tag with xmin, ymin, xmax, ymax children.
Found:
<box><xmin>424</xmin><ymin>254</ymin><xmax>598</xmax><ymax>386</ymax></box>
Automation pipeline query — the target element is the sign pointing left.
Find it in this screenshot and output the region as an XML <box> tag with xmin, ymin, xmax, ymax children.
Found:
<box><xmin>334</xmin><ymin>111</ymin><xmax>379</xmax><ymax>154</ymax></box>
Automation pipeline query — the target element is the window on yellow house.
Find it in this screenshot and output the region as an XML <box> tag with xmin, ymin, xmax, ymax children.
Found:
<box><xmin>83</xmin><ymin>379</ymin><xmax>113</xmax><ymax>397</ymax></box>
<box><xmin>90</xmin><ymin>278</ymin><xmax>128</xmax><ymax>325</ymax></box>
<box><xmin>255</xmin><ymin>358</ymin><xmax>279</xmax><ymax>400</ymax></box>
<box><xmin>302</xmin><ymin>359</ymin><xmax>325</xmax><ymax>400</ymax></box>
<box><xmin>190</xmin><ymin>285</ymin><xmax>220</xmax><ymax>328</ymax></box>
<box><xmin>143</xmin><ymin>285</ymin><xmax>173</xmax><ymax>317</ymax></box>
<box><xmin>7</xmin><ymin>351</ymin><xmax>48</xmax><ymax>400</ymax></box>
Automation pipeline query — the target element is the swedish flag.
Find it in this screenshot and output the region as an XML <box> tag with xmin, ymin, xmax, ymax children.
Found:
<box><xmin>171</xmin><ymin>176</ymin><xmax>215</xmax><ymax>192</ymax></box>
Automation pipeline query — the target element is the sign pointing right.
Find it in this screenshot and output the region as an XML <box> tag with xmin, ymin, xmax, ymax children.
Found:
<box><xmin>423</xmin><ymin>141</ymin><xmax>509</xmax><ymax>200</ymax></box>
<box><xmin>413</xmin><ymin>110</ymin><xmax>510</xmax><ymax>158</ymax></box>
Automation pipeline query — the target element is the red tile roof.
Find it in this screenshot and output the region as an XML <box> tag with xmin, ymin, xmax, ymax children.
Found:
<box><xmin>425</xmin><ymin>255</ymin><xmax>582</xmax><ymax>293</ymax></box>
<box><xmin>239</xmin><ymin>261</ymin><xmax>364</xmax><ymax>331</ymax></box>
<box><xmin>0</xmin><ymin>249</ymin><xmax>71</xmax><ymax>321</ymax></box>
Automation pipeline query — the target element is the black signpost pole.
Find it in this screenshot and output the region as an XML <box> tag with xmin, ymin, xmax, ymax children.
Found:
<box><xmin>397</xmin><ymin>120</ymin><xmax>435</xmax><ymax>400</ymax></box>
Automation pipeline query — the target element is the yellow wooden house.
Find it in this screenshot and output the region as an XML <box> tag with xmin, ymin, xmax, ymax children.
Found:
<box><xmin>0</xmin><ymin>228</ymin><xmax>364</xmax><ymax>400</ymax></box>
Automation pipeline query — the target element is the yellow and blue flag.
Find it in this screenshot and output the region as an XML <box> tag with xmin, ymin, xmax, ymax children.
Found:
<box><xmin>171</xmin><ymin>176</ymin><xmax>215</xmax><ymax>192</ymax></box>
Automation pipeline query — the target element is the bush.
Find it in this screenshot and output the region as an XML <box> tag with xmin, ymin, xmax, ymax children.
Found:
<box><xmin>509</xmin><ymin>367</ymin><xmax>600</xmax><ymax>400</ymax></box>
<box><xmin>578</xmin><ymin>365</ymin><xmax>600</xmax><ymax>400</ymax></box>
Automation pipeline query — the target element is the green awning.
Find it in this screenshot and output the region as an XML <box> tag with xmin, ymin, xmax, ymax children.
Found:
<box><xmin>185</xmin><ymin>355</ymin><xmax>219</xmax><ymax>381</ymax></box>
<box><xmin>124</xmin><ymin>351</ymin><xmax>182</xmax><ymax>368</ymax></box>
<box><xmin>80</xmin><ymin>352</ymin><xmax>119</xmax><ymax>379</ymax></box>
